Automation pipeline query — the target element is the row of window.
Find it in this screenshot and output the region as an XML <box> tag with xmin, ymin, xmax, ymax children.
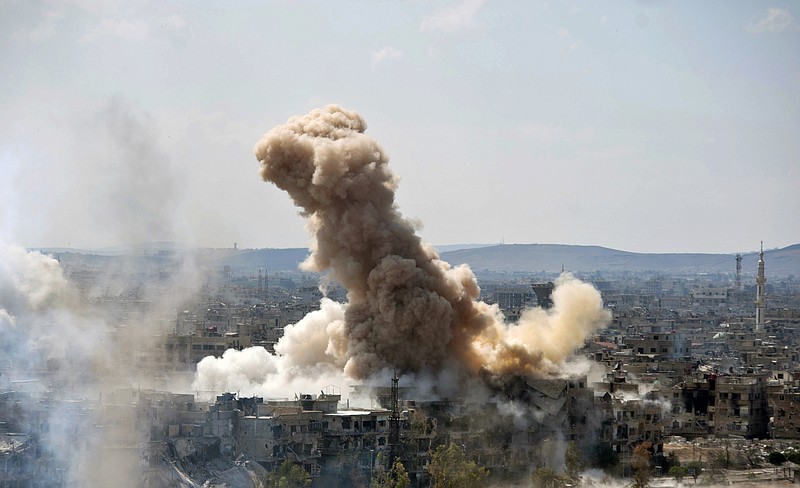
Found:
<box><xmin>718</xmin><ymin>392</ymin><xmax>761</xmax><ymax>400</ymax></box>
<box><xmin>637</xmin><ymin>347</ymin><xmax>689</xmax><ymax>354</ymax></box>
<box><xmin>190</xmin><ymin>344</ymin><xmax>228</xmax><ymax>351</ymax></box>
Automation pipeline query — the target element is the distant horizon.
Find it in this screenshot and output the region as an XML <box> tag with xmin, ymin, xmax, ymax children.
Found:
<box><xmin>25</xmin><ymin>239</ymin><xmax>796</xmax><ymax>256</ymax></box>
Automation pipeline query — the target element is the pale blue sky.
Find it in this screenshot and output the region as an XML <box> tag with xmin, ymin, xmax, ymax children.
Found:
<box><xmin>1</xmin><ymin>1</ymin><xmax>798</xmax><ymax>253</ymax></box>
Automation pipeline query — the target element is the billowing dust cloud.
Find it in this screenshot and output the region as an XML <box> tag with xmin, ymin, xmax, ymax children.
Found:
<box><xmin>194</xmin><ymin>105</ymin><xmax>610</xmax><ymax>393</ymax></box>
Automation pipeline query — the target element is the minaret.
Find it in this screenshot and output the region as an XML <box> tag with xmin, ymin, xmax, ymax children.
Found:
<box><xmin>755</xmin><ymin>242</ymin><xmax>766</xmax><ymax>331</ymax></box>
<box><xmin>735</xmin><ymin>254</ymin><xmax>742</xmax><ymax>292</ymax></box>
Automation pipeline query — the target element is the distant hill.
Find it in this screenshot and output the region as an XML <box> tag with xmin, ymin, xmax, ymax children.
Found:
<box><xmin>37</xmin><ymin>245</ymin><xmax>312</xmax><ymax>273</ymax></box>
<box><xmin>433</xmin><ymin>243</ymin><xmax>500</xmax><ymax>253</ymax></box>
<box><xmin>440</xmin><ymin>244</ymin><xmax>800</xmax><ymax>277</ymax></box>
<box><xmin>212</xmin><ymin>243</ymin><xmax>800</xmax><ymax>276</ymax></box>
<box><xmin>205</xmin><ymin>248</ymin><xmax>310</xmax><ymax>271</ymax></box>
<box><xmin>38</xmin><ymin>243</ymin><xmax>799</xmax><ymax>277</ymax></box>
<box><xmin>34</xmin><ymin>241</ymin><xmax>189</xmax><ymax>256</ymax></box>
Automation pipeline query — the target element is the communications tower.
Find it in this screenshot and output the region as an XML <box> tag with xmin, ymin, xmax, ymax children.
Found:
<box><xmin>388</xmin><ymin>370</ymin><xmax>400</xmax><ymax>462</ymax></box>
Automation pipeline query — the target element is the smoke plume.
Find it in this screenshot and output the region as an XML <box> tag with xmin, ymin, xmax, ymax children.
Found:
<box><xmin>0</xmin><ymin>241</ymin><xmax>143</xmax><ymax>487</ymax></box>
<box><xmin>195</xmin><ymin>105</ymin><xmax>610</xmax><ymax>393</ymax></box>
<box><xmin>1</xmin><ymin>99</ymin><xmax>216</xmax><ymax>486</ymax></box>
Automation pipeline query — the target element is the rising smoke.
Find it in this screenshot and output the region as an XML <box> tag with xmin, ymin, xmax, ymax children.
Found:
<box><xmin>0</xmin><ymin>101</ymin><xmax>209</xmax><ymax>487</ymax></box>
<box><xmin>0</xmin><ymin>241</ymin><xmax>141</xmax><ymax>487</ymax></box>
<box><xmin>194</xmin><ymin>105</ymin><xmax>611</xmax><ymax>395</ymax></box>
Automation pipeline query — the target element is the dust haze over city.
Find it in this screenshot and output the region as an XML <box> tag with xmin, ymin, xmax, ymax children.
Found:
<box><xmin>2</xmin><ymin>2</ymin><xmax>799</xmax><ymax>488</ymax></box>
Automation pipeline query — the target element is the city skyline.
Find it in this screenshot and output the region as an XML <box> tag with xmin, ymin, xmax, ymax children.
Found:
<box><xmin>1</xmin><ymin>1</ymin><xmax>798</xmax><ymax>254</ymax></box>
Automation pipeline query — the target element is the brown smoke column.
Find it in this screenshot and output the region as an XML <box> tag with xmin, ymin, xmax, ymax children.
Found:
<box><xmin>253</xmin><ymin>105</ymin><xmax>609</xmax><ymax>380</ymax></box>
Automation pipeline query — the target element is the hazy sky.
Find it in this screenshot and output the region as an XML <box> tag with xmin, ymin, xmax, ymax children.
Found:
<box><xmin>1</xmin><ymin>1</ymin><xmax>798</xmax><ymax>254</ymax></box>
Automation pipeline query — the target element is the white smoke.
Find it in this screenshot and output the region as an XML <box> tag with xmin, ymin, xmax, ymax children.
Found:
<box><xmin>0</xmin><ymin>242</ymin><xmax>68</xmax><ymax>312</ymax></box>
<box><xmin>0</xmin><ymin>241</ymin><xmax>141</xmax><ymax>487</ymax></box>
<box><xmin>1</xmin><ymin>98</ymin><xmax>216</xmax><ymax>486</ymax></box>
<box><xmin>194</xmin><ymin>298</ymin><xmax>349</xmax><ymax>398</ymax></box>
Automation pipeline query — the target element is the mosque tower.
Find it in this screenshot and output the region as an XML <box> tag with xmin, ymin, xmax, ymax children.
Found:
<box><xmin>755</xmin><ymin>242</ymin><xmax>766</xmax><ymax>332</ymax></box>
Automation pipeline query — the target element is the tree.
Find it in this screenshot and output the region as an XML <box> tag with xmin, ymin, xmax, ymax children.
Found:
<box><xmin>710</xmin><ymin>449</ymin><xmax>729</xmax><ymax>470</ymax></box>
<box><xmin>263</xmin><ymin>460</ymin><xmax>311</xmax><ymax>488</ymax></box>
<box><xmin>371</xmin><ymin>456</ymin><xmax>410</xmax><ymax>488</ymax></box>
<box><xmin>340</xmin><ymin>451</ymin><xmax>369</xmax><ymax>488</ymax></box>
<box><xmin>409</xmin><ymin>409</ymin><xmax>427</xmax><ymax>437</ymax></box>
<box><xmin>666</xmin><ymin>451</ymin><xmax>681</xmax><ymax>469</ymax></box>
<box><xmin>655</xmin><ymin>451</ymin><xmax>680</xmax><ymax>473</ymax></box>
<box><xmin>591</xmin><ymin>443</ymin><xmax>619</xmax><ymax>474</ymax></box>
<box><xmin>786</xmin><ymin>448</ymin><xmax>800</xmax><ymax>465</ymax></box>
<box><xmin>631</xmin><ymin>442</ymin><xmax>652</xmax><ymax>488</ymax></box>
<box><xmin>686</xmin><ymin>460</ymin><xmax>703</xmax><ymax>483</ymax></box>
<box><xmin>564</xmin><ymin>442</ymin><xmax>583</xmax><ymax>482</ymax></box>
<box><xmin>427</xmin><ymin>443</ymin><xmax>488</xmax><ymax>488</ymax></box>
<box><xmin>668</xmin><ymin>465</ymin><xmax>688</xmax><ymax>483</ymax></box>
<box><xmin>769</xmin><ymin>451</ymin><xmax>787</xmax><ymax>466</ymax></box>
<box><xmin>531</xmin><ymin>467</ymin><xmax>567</xmax><ymax>488</ymax></box>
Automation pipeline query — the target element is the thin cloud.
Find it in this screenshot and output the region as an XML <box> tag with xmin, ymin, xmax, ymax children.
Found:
<box><xmin>516</xmin><ymin>124</ymin><xmax>595</xmax><ymax>145</ymax></box>
<box><xmin>576</xmin><ymin>145</ymin><xmax>638</xmax><ymax>160</ymax></box>
<box><xmin>420</xmin><ymin>0</ymin><xmax>485</xmax><ymax>34</ymax></box>
<box><xmin>164</xmin><ymin>14</ymin><xmax>186</xmax><ymax>30</ymax></box>
<box><xmin>12</xmin><ymin>5</ymin><xmax>65</xmax><ymax>42</ymax></box>
<box><xmin>81</xmin><ymin>18</ymin><xmax>150</xmax><ymax>42</ymax></box>
<box><xmin>558</xmin><ymin>26</ymin><xmax>581</xmax><ymax>50</ymax></box>
<box><xmin>370</xmin><ymin>46</ymin><xmax>403</xmax><ymax>70</ymax></box>
<box><xmin>746</xmin><ymin>7</ymin><xmax>794</xmax><ymax>33</ymax></box>
<box><xmin>517</xmin><ymin>124</ymin><xmax>568</xmax><ymax>145</ymax></box>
